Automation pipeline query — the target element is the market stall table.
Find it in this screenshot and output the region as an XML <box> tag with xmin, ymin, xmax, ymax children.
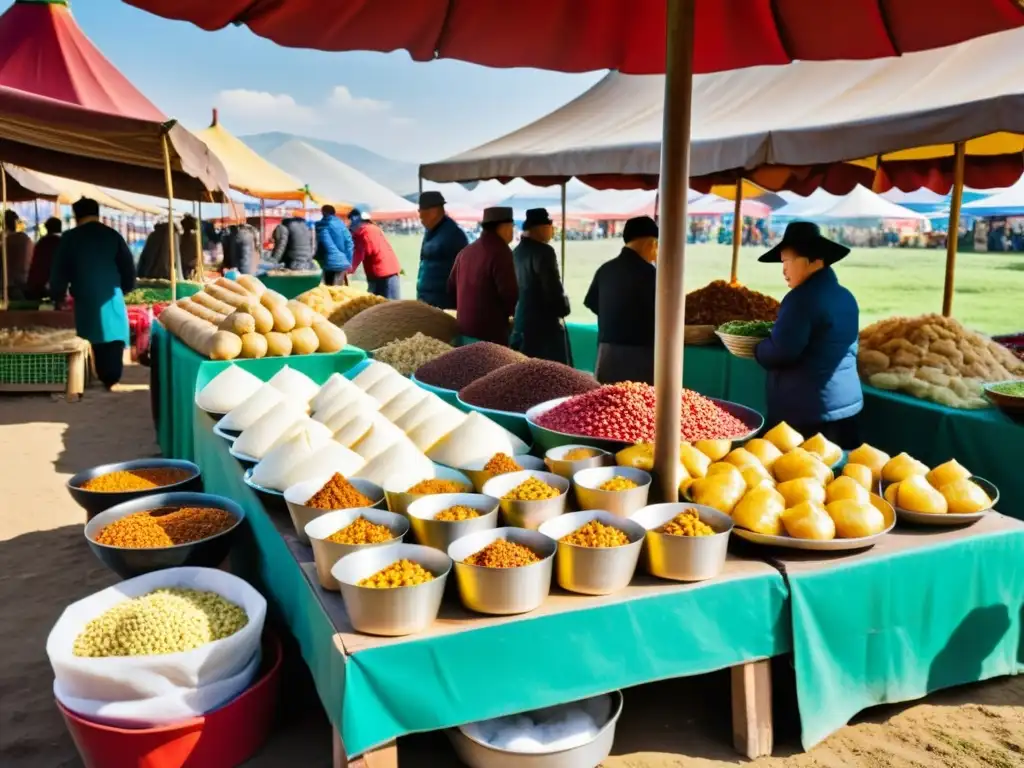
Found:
<box><xmin>192</xmin><ymin>409</ymin><xmax>790</xmax><ymax>764</ymax></box>
<box><xmin>761</xmin><ymin>513</ymin><xmax>1024</xmax><ymax>749</ymax></box>
<box><xmin>150</xmin><ymin>321</ymin><xmax>365</xmax><ymax>460</ymax></box>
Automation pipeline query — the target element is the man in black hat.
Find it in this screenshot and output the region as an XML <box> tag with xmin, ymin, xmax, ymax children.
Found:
<box><xmin>417</xmin><ymin>190</ymin><xmax>468</xmax><ymax>308</ymax></box>
<box><xmin>754</xmin><ymin>221</ymin><xmax>863</xmax><ymax>446</ymax></box>
<box><xmin>448</xmin><ymin>206</ymin><xmax>518</xmax><ymax>344</ymax></box>
<box><xmin>510</xmin><ymin>208</ymin><xmax>571</xmax><ymax>363</ymax></box>
<box><xmin>584</xmin><ymin>215</ymin><xmax>659</xmax><ymax>384</ymax></box>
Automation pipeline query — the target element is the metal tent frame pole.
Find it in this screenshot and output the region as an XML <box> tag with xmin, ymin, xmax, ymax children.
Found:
<box><xmin>560</xmin><ymin>181</ymin><xmax>567</xmax><ymax>278</ymax></box>
<box><xmin>1</xmin><ymin>165</ymin><xmax>7</xmax><ymax>309</ymax></box>
<box><xmin>161</xmin><ymin>132</ymin><xmax>178</xmax><ymax>301</ymax></box>
<box><xmin>730</xmin><ymin>178</ymin><xmax>743</xmax><ymax>282</ymax></box>
<box><xmin>942</xmin><ymin>141</ymin><xmax>966</xmax><ymax>317</ymax></box>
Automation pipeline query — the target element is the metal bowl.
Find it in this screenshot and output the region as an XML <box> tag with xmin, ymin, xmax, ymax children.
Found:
<box><xmin>455</xmin><ymin>395</ymin><xmax>532</xmax><ymax>442</ymax></box>
<box><xmin>461</xmin><ymin>454</ymin><xmax>546</xmax><ymax>492</ymax></box>
<box><xmin>630</xmin><ymin>503</ymin><xmax>733</xmax><ymax>582</ymax></box>
<box><xmin>894</xmin><ymin>475</ymin><xmax>999</xmax><ymax>527</ymax></box>
<box><xmin>449</xmin><ymin>691</ymin><xmax>623</xmax><ymax>768</ymax></box>
<box><xmin>481</xmin><ymin>470</ymin><xmax>570</xmax><ymax>530</ymax></box>
<box><xmin>67</xmin><ymin>459</ymin><xmax>203</xmax><ymax>521</ymax></box>
<box><xmin>84</xmin><ymin>492</ymin><xmax>244</xmax><ymax>579</ymax></box>
<box><xmin>242</xmin><ymin>467</ymin><xmax>287</xmax><ymax>511</ymax></box>
<box><xmin>572</xmin><ymin>466</ymin><xmax>652</xmax><ymax>517</ymax></box>
<box><xmin>305</xmin><ymin>508</ymin><xmax>410</xmax><ymax>591</ymax></box>
<box><xmin>332</xmin><ymin>543</ymin><xmax>451</xmax><ymax>636</ymax></box>
<box><xmin>410</xmin><ymin>373</ymin><xmax>464</xmax><ymax>410</ymax></box>
<box><xmin>284</xmin><ymin>475</ymin><xmax>386</xmax><ymax>545</ymax></box>
<box><xmin>447</xmin><ymin>527</ymin><xmax>556</xmax><ymax>615</ymax></box>
<box><xmin>405</xmin><ymin>493</ymin><xmax>500</xmax><ymax>551</ymax></box>
<box><xmin>984</xmin><ymin>381</ymin><xmax>1024</xmax><ymax>421</ymax></box>
<box><xmin>538</xmin><ymin>510</ymin><xmax>645</xmax><ymax>595</ymax></box>
<box><xmin>544</xmin><ymin>444</ymin><xmax>612</xmax><ymax>479</ymax></box>
<box><xmin>227</xmin><ymin>443</ymin><xmax>258</xmax><ymax>466</ymax></box>
<box><xmin>383</xmin><ymin>465</ymin><xmax>474</xmax><ymax>516</ymax></box>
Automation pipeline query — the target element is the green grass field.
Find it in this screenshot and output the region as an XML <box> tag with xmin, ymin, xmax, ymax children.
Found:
<box><xmin>352</xmin><ymin>235</ymin><xmax>1024</xmax><ymax>336</ymax></box>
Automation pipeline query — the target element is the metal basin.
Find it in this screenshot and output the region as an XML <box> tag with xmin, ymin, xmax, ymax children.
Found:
<box><xmin>455</xmin><ymin>395</ymin><xmax>533</xmax><ymax>442</ymax></box>
<box><xmin>305</xmin><ymin>508</ymin><xmax>409</xmax><ymax>590</ymax></box>
<box><xmin>67</xmin><ymin>458</ymin><xmax>203</xmax><ymax>521</ymax></box>
<box><xmin>332</xmin><ymin>543</ymin><xmax>451</xmax><ymax>636</ymax></box>
<box><xmin>84</xmin><ymin>492</ymin><xmax>244</xmax><ymax>579</ymax></box>
<box><xmin>284</xmin><ymin>475</ymin><xmax>385</xmax><ymax>545</ymax></box>
<box><xmin>572</xmin><ymin>466</ymin><xmax>652</xmax><ymax>517</ymax></box>
<box><xmin>447</xmin><ymin>527</ymin><xmax>556</xmax><ymax>615</ymax></box>
<box><xmin>544</xmin><ymin>444</ymin><xmax>611</xmax><ymax>479</ymax></box>
<box><xmin>448</xmin><ymin>690</ymin><xmax>623</xmax><ymax>768</ymax></box>
<box><xmin>481</xmin><ymin>470</ymin><xmax>570</xmax><ymax>530</ymax></box>
<box><xmin>538</xmin><ymin>510</ymin><xmax>644</xmax><ymax>596</ymax></box>
<box><xmin>630</xmin><ymin>503</ymin><xmax>733</xmax><ymax>582</ymax></box>
<box><xmin>461</xmin><ymin>454</ymin><xmax>545</xmax><ymax>493</ymax></box>
<box><xmin>405</xmin><ymin>493</ymin><xmax>500</xmax><ymax>551</ymax></box>
<box><xmin>383</xmin><ymin>465</ymin><xmax>473</xmax><ymax>516</ymax></box>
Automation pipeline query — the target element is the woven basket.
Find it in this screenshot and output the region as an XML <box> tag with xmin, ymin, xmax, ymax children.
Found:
<box><xmin>342</xmin><ymin>299</ymin><xmax>459</xmax><ymax>351</ymax></box>
<box><xmin>684</xmin><ymin>325</ymin><xmax>717</xmax><ymax>345</ymax></box>
<box><xmin>716</xmin><ymin>331</ymin><xmax>763</xmax><ymax>359</ymax></box>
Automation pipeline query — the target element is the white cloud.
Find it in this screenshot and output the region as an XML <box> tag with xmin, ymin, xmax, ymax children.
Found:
<box><xmin>389</xmin><ymin>116</ymin><xmax>416</xmax><ymax>126</ymax></box>
<box><xmin>217</xmin><ymin>89</ymin><xmax>313</xmax><ymax>119</ymax></box>
<box><xmin>326</xmin><ymin>86</ymin><xmax>390</xmax><ymax>113</ymax></box>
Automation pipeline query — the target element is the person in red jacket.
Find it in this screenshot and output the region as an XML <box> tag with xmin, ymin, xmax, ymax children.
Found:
<box><xmin>347</xmin><ymin>209</ymin><xmax>402</xmax><ymax>298</ymax></box>
<box><xmin>448</xmin><ymin>206</ymin><xmax>518</xmax><ymax>345</ymax></box>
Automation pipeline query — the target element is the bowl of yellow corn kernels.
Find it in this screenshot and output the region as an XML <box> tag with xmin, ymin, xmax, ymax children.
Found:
<box><xmin>538</xmin><ymin>510</ymin><xmax>646</xmax><ymax>596</ymax></box>
<box><xmin>405</xmin><ymin>493</ymin><xmax>500</xmax><ymax>552</ymax></box>
<box><xmin>572</xmin><ymin>466</ymin><xmax>652</xmax><ymax>518</ymax></box>
<box><xmin>331</xmin><ymin>543</ymin><xmax>452</xmax><ymax>636</ymax></box>
<box><xmin>481</xmin><ymin>470</ymin><xmax>570</xmax><ymax>530</ymax></box>
<box><xmin>629</xmin><ymin>503</ymin><xmax>733</xmax><ymax>582</ymax></box>
<box><xmin>304</xmin><ymin>508</ymin><xmax>410</xmax><ymax>591</ymax></box>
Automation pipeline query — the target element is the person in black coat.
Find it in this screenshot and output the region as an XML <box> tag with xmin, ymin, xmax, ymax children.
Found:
<box><xmin>584</xmin><ymin>216</ymin><xmax>658</xmax><ymax>384</ymax></box>
<box><xmin>510</xmin><ymin>208</ymin><xmax>571</xmax><ymax>363</ymax></box>
<box><xmin>268</xmin><ymin>216</ymin><xmax>316</xmax><ymax>271</ymax></box>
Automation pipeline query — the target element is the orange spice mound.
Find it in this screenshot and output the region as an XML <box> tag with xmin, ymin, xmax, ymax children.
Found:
<box><xmin>307</xmin><ymin>474</ymin><xmax>373</xmax><ymax>510</ymax></box>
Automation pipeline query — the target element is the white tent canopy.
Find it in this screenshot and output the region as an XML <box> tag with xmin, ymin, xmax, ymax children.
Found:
<box><xmin>267</xmin><ymin>140</ymin><xmax>416</xmax><ymax>215</ymax></box>
<box><xmin>2</xmin><ymin>165</ymin><xmax>163</xmax><ymax>215</ymax></box>
<box><xmin>962</xmin><ymin>176</ymin><xmax>1024</xmax><ymax>217</ymax></box>
<box><xmin>771</xmin><ymin>188</ymin><xmax>841</xmax><ymax>219</ymax></box>
<box><xmin>421</xmin><ymin>26</ymin><xmax>1024</xmax><ymax>185</ymax></box>
<box><xmin>815</xmin><ymin>185</ymin><xmax>926</xmax><ymax>221</ymax></box>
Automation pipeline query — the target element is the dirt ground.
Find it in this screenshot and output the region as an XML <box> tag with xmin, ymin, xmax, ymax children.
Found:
<box><xmin>1</xmin><ymin>365</ymin><xmax>1022</xmax><ymax>768</ymax></box>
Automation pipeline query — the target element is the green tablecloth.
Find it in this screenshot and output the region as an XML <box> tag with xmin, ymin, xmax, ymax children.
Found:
<box><xmin>151</xmin><ymin>322</ymin><xmax>366</xmax><ymax>460</ymax></box>
<box><xmin>565</xmin><ymin>323</ymin><xmax>1022</xmax><ymax>520</ymax></box>
<box><xmin>767</xmin><ymin>514</ymin><xmax>1024</xmax><ymax>749</ymax></box>
<box><xmin>256</xmin><ymin>272</ymin><xmax>323</xmax><ymax>299</ymax></box>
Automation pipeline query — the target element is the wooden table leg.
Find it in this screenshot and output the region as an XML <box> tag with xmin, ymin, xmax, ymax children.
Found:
<box><xmin>731</xmin><ymin>659</ymin><xmax>773</xmax><ymax>759</ymax></box>
<box><xmin>66</xmin><ymin>348</ymin><xmax>86</xmax><ymax>401</ymax></box>
<box><xmin>333</xmin><ymin>729</ymin><xmax>398</xmax><ymax>768</ymax></box>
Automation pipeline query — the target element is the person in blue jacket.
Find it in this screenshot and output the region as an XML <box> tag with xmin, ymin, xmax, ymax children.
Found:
<box><xmin>416</xmin><ymin>191</ymin><xmax>468</xmax><ymax>308</ymax></box>
<box><xmin>754</xmin><ymin>221</ymin><xmax>863</xmax><ymax>448</ymax></box>
<box><xmin>314</xmin><ymin>204</ymin><xmax>354</xmax><ymax>285</ymax></box>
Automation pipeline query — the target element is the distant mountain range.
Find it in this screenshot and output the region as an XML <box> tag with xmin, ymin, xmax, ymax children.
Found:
<box><xmin>240</xmin><ymin>132</ymin><xmax>420</xmax><ymax>196</ymax></box>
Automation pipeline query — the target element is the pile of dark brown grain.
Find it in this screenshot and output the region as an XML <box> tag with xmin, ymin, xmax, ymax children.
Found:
<box><xmin>459</xmin><ymin>359</ymin><xmax>600</xmax><ymax>413</ymax></box>
<box><xmin>414</xmin><ymin>342</ymin><xmax>524</xmax><ymax>391</ymax></box>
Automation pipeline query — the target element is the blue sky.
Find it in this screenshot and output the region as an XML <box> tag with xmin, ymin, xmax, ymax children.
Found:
<box><xmin>72</xmin><ymin>1</ymin><xmax>604</xmax><ymax>163</ymax></box>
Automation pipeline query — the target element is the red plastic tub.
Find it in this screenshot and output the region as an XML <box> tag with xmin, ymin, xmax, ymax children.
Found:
<box><xmin>57</xmin><ymin>633</ymin><xmax>282</xmax><ymax>768</ymax></box>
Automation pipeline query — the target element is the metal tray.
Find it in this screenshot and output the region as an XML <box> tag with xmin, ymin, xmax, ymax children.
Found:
<box><xmin>212</xmin><ymin>419</ymin><xmax>241</xmax><ymax>443</ymax></box>
<box><xmin>732</xmin><ymin>495</ymin><xmax>896</xmax><ymax>551</ymax></box>
<box><xmin>893</xmin><ymin>476</ymin><xmax>999</xmax><ymax>527</ymax></box>
<box><xmin>228</xmin><ymin>444</ymin><xmax>259</xmax><ymax>466</ymax></box>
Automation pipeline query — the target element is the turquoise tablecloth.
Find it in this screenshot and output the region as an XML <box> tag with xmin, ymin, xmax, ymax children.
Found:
<box><xmin>566</xmin><ymin>323</ymin><xmax>1022</xmax><ymax>520</ymax></box>
<box><xmin>151</xmin><ymin>322</ymin><xmax>365</xmax><ymax>460</ymax></box>
<box><xmin>255</xmin><ymin>272</ymin><xmax>323</xmax><ymax>299</ymax></box>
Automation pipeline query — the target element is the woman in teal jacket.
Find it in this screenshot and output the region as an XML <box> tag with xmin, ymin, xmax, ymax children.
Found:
<box><xmin>51</xmin><ymin>197</ymin><xmax>136</xmax><ymax>389</ymax></box>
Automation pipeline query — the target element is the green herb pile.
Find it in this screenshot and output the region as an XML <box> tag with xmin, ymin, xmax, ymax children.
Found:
<box><xmin>989</xmin><ymin>381</ymin><xmax>1024</xmax><ymax>399</ymax></box>
<box><xmin>123</xmin><ymin>287</ymin><xmax>173</xmax><ymax>305</ymax></box>
<box><xmin>718</xmin><ymin>320</ymin><xmax>774</xmax><ymax>338</ymax></box>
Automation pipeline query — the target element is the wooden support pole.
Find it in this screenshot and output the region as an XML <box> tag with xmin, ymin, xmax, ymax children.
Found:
<box><xmin>731</xmin><ymin>660</ymin><xmax>774</xmax><ymax>758</ymax></box>
<box><xmin>160</xmin><ymin>132</ymin><xmax>178</xmax><ymax>301</ymax></box>
<box><xmin>941</xmin><ymin>141</ymin><xmax>966</xmax><ymax>317</ymax></box>
<box><xmin>195</xmin><ymin>200</ymin><xmax>205</xmax><ymax>280</ymax></box>
<box><xmin>332</xmin><ymin>730</ymin><xmax>398</xmax><ymax>768</ymax></box>
<box><xmin>1</xmin><ymin>164</ymin><xmax>7</xmax><ymax>309</ymax></box>
<box><xmin>560</xmin><ymin>180</ymin><xmax>567</xmax><ymax>278</ymax></box>
<box><xmin>730</xmin><ymin>178</ymin><xmax>743</xmax><ymax>283</ymax></box>
<box><xmin>652</xmin><ymin>0</ymin><xmax>696</xmax><ymax>502</ymax></box>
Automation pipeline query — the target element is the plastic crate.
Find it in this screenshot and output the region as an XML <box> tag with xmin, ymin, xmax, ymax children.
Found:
<box><xmin>0</xmin><ymin>350</ymin><xmax>69</xmax><ymax>385</ymax></box>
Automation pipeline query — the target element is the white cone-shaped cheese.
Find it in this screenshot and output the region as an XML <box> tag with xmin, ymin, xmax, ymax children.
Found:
<box><xmin>218</xmin><ymin>383</ymin><xmax>284</xmax><ymax>432</ymax></box>
<box><xmin>352</xmin><ymin>415</ymin><xmax>406</xmax><ymax>461</ymax></box>
<box><xmin>284</xmin><ymin>441</ymin><xmax>366</xmax><ymax>489</ymax></box>
<box><xmin>393</xmin><ymin>394</ymin><xmax>445</xmax><ymax>433</ymax></box>
<box><xmin>365</xmin><ymin>371</ymin><xmax>414</xmax><ymax>407</ymax></box>
<box><xmin>268</xmin><ymin>417</ymin><xmax>334</xmax><ymax>456</ymax></box>
<box><xmin>196</xmin><ymin>365</ymin><xmax>264</xmax><ymax>414</ymax></box>
<box><xmin>334</xmin><ymin>413</ymin><xmax>374</xmax><ymax>447</ymax></box>
<box><xmin>310</xmin><ymin>372</ymin><xmax>357</xmax><ymax>415</ymax></box>
<box><xmin>268</xmin><ymin>365</ymin><xmax>320</xmax><ymax>405</ymax></box>
<box><xmin>352</xmin><ymin>360</ymin><xmax>396</xmax><ymax>391</ymax></box>
<box><xmin>427</xmin><ymin>411</ymin><xmax>529</xmax><ymax>468</ymax></box>
<box><xmin>251</xmin><ymin>427</ymin><xmax>331</xmax><ymax>491</ymax></box>
<box><xmin>406</xmin><ymin>407</ymin><xmax>466</xmax><ymax>452</ymax></box>
<box><xmin>379</xmin><ymin>386</ymin><xmax>428</xmax><ymax>423</ymax></box>
<box><xmin>233</xmin><ymin>403</ymin><xmax>307</xmax><ymax>459</ymax></box>
<box><xmin>314</xmin><ymin>385</ymin><xmax>379</xmax><ymax>427</ymax></box>
<box><xmin>356</xmin><ymin>439</ymin><xmax>433</xmax><ymax>487</ymax></box>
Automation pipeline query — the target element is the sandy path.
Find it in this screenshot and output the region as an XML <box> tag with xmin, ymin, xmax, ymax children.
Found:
<box><xmin>1</xmin><ymin>367</ymin><xmax>1022</xmax><ymax>767</ymax></box>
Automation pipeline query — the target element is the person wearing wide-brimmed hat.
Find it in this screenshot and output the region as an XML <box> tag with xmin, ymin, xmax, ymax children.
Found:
<box><xmin>584</xmin><ymin>215</ymin><xmax>659</xmax><ymax>385</ymax></box>
<box><xmin>510</xmin><ymin>208</ymin><xmax>571</xmax><ymax>363</ymax></box>
<box><xmin>417</xmin><ymin>190</ymin><xmax>468</xmax><ymax>308</ymax></box>
<box><xmin>754</xmin><ymin>221</ymin><xmax>863</xmax><ymax>447</ymax></box>
<box><xmin>448</xmin><ymin>206</ymin><xmax>519</xmax><ymax>344</ymax></box>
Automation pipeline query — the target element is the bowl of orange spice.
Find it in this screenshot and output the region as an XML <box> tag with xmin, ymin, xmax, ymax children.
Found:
<box><xmin>458</xmin><ymin>452</ymin><xmax>546</xmax><ymax>492</ymax></box>
<box><xmin>539</xmin><ymin>510</ymin><xmax>645</xmax><ymax>595</ymax></box>
<box><xmin>382</xmin><ymin>465</ymin><xmax>473</xmax><ymax>516</ymax></box>
<box><xmin>284</xmin><ymin>473</ymin><xmax>386</xmax><ymax>545</ymax></box>
<box><xmin>405</xmin><ymin>492</ymin><xmax>500</xmax><ymax>552</ymax></box>
<box><xmin>304</xmin><ymin>508</ymin><xmax>409</xmax><ymax>590</ymax></box>
<box><xmin>68</xmin><ymin>459</ymin><xmax>202</xmax><ymax>521</ymax></box>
